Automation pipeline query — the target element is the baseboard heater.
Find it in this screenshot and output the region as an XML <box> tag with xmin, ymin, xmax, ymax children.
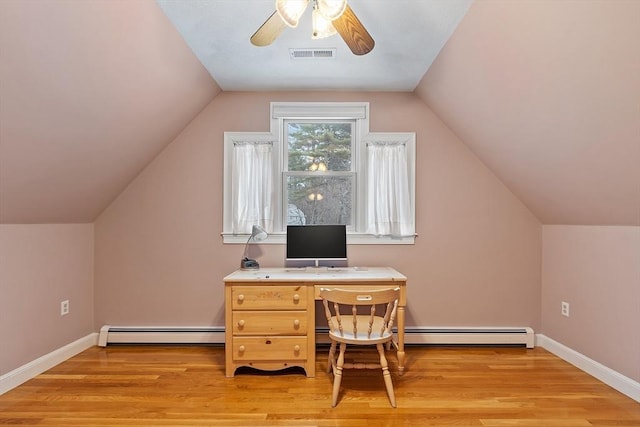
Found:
<box><xmin>99</xmin><ymin>325</ymin><xmax>533</xmax><ymax>348</ymax></box>
<box><xmin>402</xmin><ymin>327</ymin><xmax>534</xmax><ymax>348</ymax></box>
<box><xmin>316</xmin><ymin>327</ymin><xmax>534</xmax><ymax>348</ymax></box>
<box><xmin>98</xmin><ymin>326</ymin><xmax>225</xmax><ymax>347</ymax></box>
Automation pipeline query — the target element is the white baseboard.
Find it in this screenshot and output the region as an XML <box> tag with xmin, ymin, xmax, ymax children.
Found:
<box><xmin>537</xmin><ymin>334</ymin><xmax>640</xmax><ymax>403</ymax></box>
<box><xmin>0</xmin><ymin>333</ymin><xmax>98</xmax><ymax>395</ymax></box>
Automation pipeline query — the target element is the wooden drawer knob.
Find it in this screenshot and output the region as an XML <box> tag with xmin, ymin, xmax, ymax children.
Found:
<box><xmin>238</xmin><ymin>345</ymin><xmax>245</xmax><ymax>353</ymax></box>
<box><xmin>237</xmin><ymin>294</ymin><xmax>245</xmax><ymax>302</ymax></box>
<box><xmin>294</xmin><ymin>345</ymin><xmax>301</xmax><ymax>352</ymax></box>
<box><xmin>237</xmin><ymin>319</ymin><xmax>245</xmax><ymax>327</ymax></box>
<box><xmin>293</xmin><ymin>294</ymin><xmax>300</xmax><ymax>302</ymax></box>
<box><xmin>293</xmin><ymin>319</ymin><xmax>300</xmax><ymax>328</ymax></box>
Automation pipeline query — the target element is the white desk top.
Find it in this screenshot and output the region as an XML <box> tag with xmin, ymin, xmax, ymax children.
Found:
<box><xmin>224</xmin><ymin>266</ymin><xmax>406</xmax><ymax>283</ymax></box>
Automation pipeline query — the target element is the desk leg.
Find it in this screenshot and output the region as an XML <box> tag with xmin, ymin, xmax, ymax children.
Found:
<box><xmin>224</xmin><ymin>286</ymin><xmax>234</xmax><ymax>377</ymax></box>
<box><xmin>397</xmin><ymin>304</ymin><xmax>405</xmax><ymax>375</ymax></box>
<box><xmin>306</xmin><ymin>285</ymin><xmax>316</xmax><ymax>377</ymax></box>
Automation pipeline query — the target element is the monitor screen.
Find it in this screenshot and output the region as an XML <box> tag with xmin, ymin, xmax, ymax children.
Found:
<box><xmin>286</xmin><ymin>225</ymin><xmax>347</xmax><ymax>267</ymax></box>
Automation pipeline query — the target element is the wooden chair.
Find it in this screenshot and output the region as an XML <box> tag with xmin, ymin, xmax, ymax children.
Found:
<box><xmin>319</xmin><ymin>287</ymin><xmax>400</xmax><ymax>408</ymax></box>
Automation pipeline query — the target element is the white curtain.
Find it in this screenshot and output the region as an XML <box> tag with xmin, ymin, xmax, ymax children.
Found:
<box><xmin>366</xmin><ymin>142</ymin><xmax>413</xmax><ymax>237</ymax></box>
<box><xmin>231</xmin><ymin>142</ymin><xmax>273</xmax><ymax>234</ymax></box>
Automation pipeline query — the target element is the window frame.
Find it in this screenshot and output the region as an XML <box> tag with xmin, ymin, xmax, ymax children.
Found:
<box><xmin>222</xmin><ymin>102</ymin><xmax>416</xmax><ymax>245</ymax></box>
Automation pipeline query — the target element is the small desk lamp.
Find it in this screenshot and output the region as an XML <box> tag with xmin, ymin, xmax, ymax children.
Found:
<box><xmin>240</xmin><ymin>225</ymin><xmax>268</xmax><ymax>270</ymax></box>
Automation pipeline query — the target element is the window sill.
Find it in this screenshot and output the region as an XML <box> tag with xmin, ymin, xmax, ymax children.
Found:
<box><xmin>222</xmin><ymin>233</ymin><xmax>415</xmax><ymax>245</ymax></box>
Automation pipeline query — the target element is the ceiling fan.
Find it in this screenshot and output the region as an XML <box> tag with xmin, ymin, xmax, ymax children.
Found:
<box><xmin>250</xmin><ymin>0</ymin><xmax>375</xmax><ymax>56</ymax></box>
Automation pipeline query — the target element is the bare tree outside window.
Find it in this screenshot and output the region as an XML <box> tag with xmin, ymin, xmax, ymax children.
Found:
<box><xmin>286</xmin><ymin>122</ymin><xmax>354</xmax><ymax>226</ymax></box>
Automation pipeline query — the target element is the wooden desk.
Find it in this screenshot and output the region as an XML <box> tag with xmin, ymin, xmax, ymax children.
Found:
<box><xmin>223</xmin><ymin>267</ymin><xmax>407</xmax><ymax>378</ymax></box>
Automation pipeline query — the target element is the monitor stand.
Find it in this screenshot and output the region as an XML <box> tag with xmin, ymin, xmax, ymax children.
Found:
<box><xmin>285</xmin><ymin>259</ymin><xmax>348</xmax><ymax>269</ymax></box>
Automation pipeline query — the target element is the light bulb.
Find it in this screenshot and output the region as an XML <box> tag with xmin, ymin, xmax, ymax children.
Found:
<box><xmin>276</xmin><ymin>0</ymin><xmax>310</xmax><ymax>28</ymax></box>
<box><xmin>317</xmin><ymin>0</ymin><xmax>347</xmax><ymax>20</ymax></box>
<box><xmin>312</xmin><ymin>6</ymin><xmax>337</xmax><ymax>39</ymax></box>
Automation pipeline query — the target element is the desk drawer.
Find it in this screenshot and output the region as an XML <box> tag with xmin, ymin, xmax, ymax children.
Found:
<box><xmin>232</xmin><ymin>285</ymin><xmax>306</xmax><ymax>310</ymax></box>
<box><xmin>232</xmin><ymin>337</ymin><xmax>307</xmax><ymax>361</ymax></box>
<box><xmin>232</xmin><ymin>311</ymin><xmax>307</xmax><ymax>335</ymax></box>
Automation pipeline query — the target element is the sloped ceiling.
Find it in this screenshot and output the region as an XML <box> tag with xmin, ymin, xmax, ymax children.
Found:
<box><xmin>416</xmin><ymin>0</ymin><xmax>640</xmax><ymax>226</ymax></box>
<box><xmin>0</xmin><ymin>0</ymin><xmax>220</xmax><ymax>223</ymax></box>
<box><xmin>1</xmin><ymin>0</ymin><xmax>638</xmax><ymax>226</ymax></box>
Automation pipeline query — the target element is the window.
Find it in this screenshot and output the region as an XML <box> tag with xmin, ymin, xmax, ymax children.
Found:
<box><xmin>285</xmin><ymin>120</ymin><xmax>355</xmax><ymax>227</ymax></box>
<box><xmin>223</xmin><ymin>102</ymin><xmax>415</xmax><ymax>244</ymax></box>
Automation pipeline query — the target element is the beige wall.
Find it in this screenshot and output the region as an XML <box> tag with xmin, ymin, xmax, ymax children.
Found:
<box><xmin>0</xmin><ymin>224</ymin><xmax>94</xmax><ymax>375</ymax></box>
<box><xmin>94</xmin><ymin>91</ymin><xmax>542</xmax><ymax>330</ymax></box>
<box><xmin>4</xmin><ymin>91</ymin><xmax>638</xmax><ymax>391</ymax></box>
<box><xmin>542</xmin><ymin>225</ymin><xmax>640</xmax><ymax>382</ymax></box>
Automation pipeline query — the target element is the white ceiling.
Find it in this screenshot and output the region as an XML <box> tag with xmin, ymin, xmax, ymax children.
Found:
<box><xmin>156</xmin><ymin>0</ymin><xmax>473</xmax><ymax>91</ymax></box>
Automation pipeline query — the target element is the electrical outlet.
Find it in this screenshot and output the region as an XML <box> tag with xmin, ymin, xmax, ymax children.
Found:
<box><xmin>561</xmin><ymin>301</ymin><xmax>569</xmax><ymax>317</ymax></box>
<box><xmin>61</xmin><ymin>300</ymin><xmax>69</xmax><ymax>316</ymax></box>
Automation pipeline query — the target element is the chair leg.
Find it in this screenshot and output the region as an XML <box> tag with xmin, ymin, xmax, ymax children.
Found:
<box><xmin>327</xmin><ymin>341</ymin><xmax>337</xmax><ymax>373</ymax></box>
<box><xmin>332</xmin><ymin>342</ymin><xmax>347</xmax><ymax>407</ymax></box>
<box><xmin>377</xmin><ymin>343</ymin><xmax>396</xmax><ymax>408</ymax></box>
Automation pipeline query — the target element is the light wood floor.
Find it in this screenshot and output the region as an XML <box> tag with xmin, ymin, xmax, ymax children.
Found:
<box><xmin>0</xmin><ymin>345</ymin><xmax>638</xmax><ymax>426</ymax></box>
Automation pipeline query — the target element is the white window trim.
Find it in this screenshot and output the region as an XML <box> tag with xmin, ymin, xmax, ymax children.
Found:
<box><xmin>222</xmin><ymin>102</ymin><xmax>416</xmax><ymax>245</ymax></box>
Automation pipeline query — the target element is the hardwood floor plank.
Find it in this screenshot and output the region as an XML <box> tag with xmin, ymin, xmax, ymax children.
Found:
<box><xmin>0</xmin><ymin>346</ymin><xmax>638</xmax><ymax>426</ymax></box>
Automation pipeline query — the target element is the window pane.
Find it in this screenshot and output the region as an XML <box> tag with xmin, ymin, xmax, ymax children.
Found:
<box><xmin>287</xmin><ymin>122</ymin><xmax>352</xmax><ymax>172</ymax></box>
<box><xmin>287</xmin><ymin>176</ymin><xmax>352</xmax><ymax>225</ymax></box>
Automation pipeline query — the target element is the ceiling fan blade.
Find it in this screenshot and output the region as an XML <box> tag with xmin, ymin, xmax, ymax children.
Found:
<box><xmin>250</xmin><ymin>11</ymin><xmax>287</xmax><ymax>47</ymax></box>
<box><xmin>332</xmin><ymin>5</ymin><xmax>375</xmax><ymax>56</ymax></box>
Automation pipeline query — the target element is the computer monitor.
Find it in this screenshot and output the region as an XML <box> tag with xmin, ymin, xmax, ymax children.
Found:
<box><xmin>286</xmin><ymin>225</ymin><xmax>347</xmax><ymax>268</ymax></box>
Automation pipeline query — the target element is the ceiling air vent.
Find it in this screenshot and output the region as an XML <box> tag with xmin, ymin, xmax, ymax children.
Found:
<box><xmin>289</xmin><ymin>48</ymin><xmax>337</xmax><ymax>60</ymax></box>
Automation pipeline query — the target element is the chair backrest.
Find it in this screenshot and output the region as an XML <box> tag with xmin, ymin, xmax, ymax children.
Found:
<box><xmin>319</xmin><ymin>287</ymin><xmax>400</xmax><ymax>340</ymax></box>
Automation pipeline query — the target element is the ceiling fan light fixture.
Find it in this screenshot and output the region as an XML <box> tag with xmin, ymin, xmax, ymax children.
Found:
<box><xmin>317</xmin><ymin>0</ymin><xmax>347</xmax><ymax>21</ymax></box>
<box><xmin>312</xmin><ymin>6</ymin><xmax>337</xmax><ymax>39</ymax></box>
<box><xmin>252</xmin><ymin>0</ymin><xmax>374</xmax><ymax>56</ymax></box>
<box><xmin>276</xmin><ymin>0</ymin><xmax>310</xmax><ymax>28</ymax></box>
